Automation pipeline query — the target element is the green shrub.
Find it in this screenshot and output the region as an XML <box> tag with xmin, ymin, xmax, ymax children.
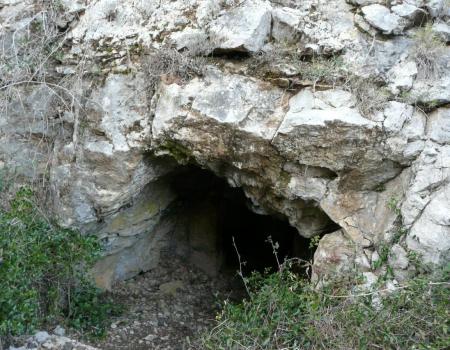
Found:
<box><xmin>203</xmin><ymin>261</ymin><xmax>450</xmax><ymax>350</ymax></box>
<box><xmin>0</xmin><ymin>188</ymin><xmax>120</xmax><ymax>341</ymax></box>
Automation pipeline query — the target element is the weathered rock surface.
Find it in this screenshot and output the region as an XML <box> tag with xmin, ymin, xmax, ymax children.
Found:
<box><xmin>207</xmin><ymin>0</ymin><xmax>272</xmax><ymax>53</ymax></box>
<box><xmin>0</xmin><ymin>0</ymin><xmax>449</xmax><ymax>289</ymax></box>
<box><xmin>8</xmin><ymin>330</ymin><xmax>98</xmax><ymax>350</ymax></box>
<box><xmin>361</xmin><ymin>4</ymin><xmax>406</xmax><ymax>35</ymax></box>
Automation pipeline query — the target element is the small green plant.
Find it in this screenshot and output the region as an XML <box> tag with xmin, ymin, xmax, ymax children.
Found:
<box><xmin>387</xmin><ymin>196</ymin><xmax>401</xmax><ymax>216</ymax></box>
<box><xmin>373</xmin><ymin>183</ymin><xmax>386</xmax><ymax>192</ymax></box>
<box><xmin>0</xmin><ymin>188</ymin><xmax>121</xmax><ymax>343</ymax></box>
<box><xmin>309</xmin><ymin>235</ymin><xmax>321</xmax><ymax>249</ymax></box>
<box><xmin>392</xmin><ymin>226</ymin><xmax>407</xmax><ymax>244</ymax></box>
<box><xmin>372</xmin><ymin>243</ymin><xmax>390</xmax><ymax>270</ymax></box>
<box><xmin>203</xmin><ymin>261</ymin><xmax>450</xmax><ymax>350</ymax></box>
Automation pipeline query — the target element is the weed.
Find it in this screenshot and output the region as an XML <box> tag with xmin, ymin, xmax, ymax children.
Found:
<box><xmin>309</xmin><ymin>235</ymin><xmax>321</xmax><ymax>249</ymax></box>
<box><xmin>387</xmin><ymin>196</ymin><xmax>401</xmax><ymax>216</ymax></box>
<box><xmin>0</xmin><ymin>188</ymin><xmax>121</xmax><ymax>344</ymax></box>
<box><xmin>249</xmin><ymin>45</ymin><xmax>344</xmax><ymax>86</ymax></box>
<box><xmin>202</xmin><ymin>260</ymin><xmax>450</xmax><ymax>349</ymax></box>
<box><xmin>373</xmin><ymin>183</ymin><xmax>386</xmax><ymax>192</ymax></box>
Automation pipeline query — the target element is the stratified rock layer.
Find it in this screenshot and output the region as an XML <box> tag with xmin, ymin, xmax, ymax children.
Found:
<box><xmin>1</xmin><ymin>0</ymin><xmax>449</xmax><ymax>288</ymax></box>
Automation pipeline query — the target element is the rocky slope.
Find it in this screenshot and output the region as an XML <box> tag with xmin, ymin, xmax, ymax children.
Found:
<box><xmin>1</xmin><ymin>0</ymin><xmax>449</xmax><ymax>291</ymax></box>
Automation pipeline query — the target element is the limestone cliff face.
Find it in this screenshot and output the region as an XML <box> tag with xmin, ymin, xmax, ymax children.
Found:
<box><xmin>1</xmin><ymin>0</ymin><xmax>449</xmax><ymax>288</ymax></box>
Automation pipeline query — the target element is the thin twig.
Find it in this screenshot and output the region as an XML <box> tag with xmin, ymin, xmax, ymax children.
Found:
<box><xmin>232</xmin><ymin>236</ymin><xmax>251</xmax><ymax>298</ymax></box>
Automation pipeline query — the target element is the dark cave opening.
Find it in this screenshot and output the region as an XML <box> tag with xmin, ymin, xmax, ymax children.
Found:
<box><xmin>166</xmin><ymin>166</ymin><xmax>321</xmax><ymax>278</ymax></box>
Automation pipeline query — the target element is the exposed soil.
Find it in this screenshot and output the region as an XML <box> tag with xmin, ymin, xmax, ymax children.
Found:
<box><xmin>82</xmin><ymin>257</ymin><xmax>245</xmax><ymax>350</ymax></box>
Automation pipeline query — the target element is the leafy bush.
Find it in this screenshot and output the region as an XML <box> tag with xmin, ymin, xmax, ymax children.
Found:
<box><xmin>0</xmin><ymin>188</ymin><xmax>120</xmax><ymax>342</ymax></box>
<box><xmin>203</xmin><ymin>261</ymin><xmax>450</xmax><ymax>350</ymax></box>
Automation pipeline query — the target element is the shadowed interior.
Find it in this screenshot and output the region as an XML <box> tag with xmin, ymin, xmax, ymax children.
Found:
<box><xmin>165</xmin><ymin>166</ymin><xmax>338</xmax><ymax>277</ymax></box>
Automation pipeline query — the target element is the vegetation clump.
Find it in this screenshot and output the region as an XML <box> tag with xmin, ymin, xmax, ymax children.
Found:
<box><xmin>248</xmin><ymin>45</ymin><xmax>391</xmax><ymax>116</ymax></box>
<box><xmin>144</xmin><ymin>47</ymin><xmax>208</xmax><ymax>92</ymax></box>
<box><xmin>411</xmin><ymin>24</ymin><xmax>447</xmax><ymax>80</ymax></box>
<box><xmin>0</xmin><ymin>188</ymin><xmax>121</xmax><ymax>344</ymax></box>
<box><xmin>202</xmin><ymin>260</ymin><xmax>449</xmax><ymax>350</ymax></box>
<box><xmin>0</xmin><ymin>0</ymin><xmax>67</xmax><ymax>87</ymax></box>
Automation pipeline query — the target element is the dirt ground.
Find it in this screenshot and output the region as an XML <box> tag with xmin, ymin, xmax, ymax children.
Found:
<box><xmin>82</xmin><ymin>257</ymin><xmax>245</xmax><ymax>350</ymax></box>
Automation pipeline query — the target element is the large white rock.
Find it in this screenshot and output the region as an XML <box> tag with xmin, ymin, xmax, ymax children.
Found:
<box><xmin>425</xmin><ymin>0</ymin><xmax>450</xmax><ymax>18</ymax></box>
<box><xmin>387</xmin><ymin>61</ymin><xmax>418</xmax><ymax>94</ymax></box>
<box><xmin>207</xmin><ymin>0</ymin><xmax>272</xmax><ymax>52</ymax></box>
<box><xmin>388</xmin><ymin>244</ymin><xmax>409</xmax><ymax>270</ymax></box>
<box><xmin>427</xmin><ymin>108</ymin><xmax>450</xmax><ymax>144</ymax></box>
<box><xmin>406</xmin><ymin>182</ymin><xmax>450</xmax><ymax>265</ymax></box>
<box><xmin>272</xmin><ymin>89</ymin><xmax>391</xmax><ymax>185</ymax></box>
<box><xmin>382</xmin><ymin>101</ymin><xmax>415</xmax><ymax>134</ymax></box>
<box><xmin>410</xmin><ymin>73</ymin><xmax>450</xmax><ymax>106</ymax></box>
<box><xmin>361</xmin><ymin>4</ymin><xmax>405</xmax><ymax>35</ymax></box>
<box><xmin>432</xmin><ymin>21</ymin><xmax>450</xmax><ymax>43</ymax></box>
<box><xmin>271</xmin><ymin>7</ymin><xmax>302</xmax><ymax>43</ymax></box>
<box><xmin>391</xmin><ymin>3</ymin><xmax>423</xmax><ymax>22</ymax></box>
<box><xmin>401</xmin><ymin>142</ymin><xmax>450</xmax><ymax>266</ymax></box>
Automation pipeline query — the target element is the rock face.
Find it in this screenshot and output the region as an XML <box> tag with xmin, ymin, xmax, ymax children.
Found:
<box><xmin>8</xmin><ymin>330</ymin><xmax>98</xmax><ymax>350</ymax></box>
<box><xmin>1</xmin><ymin>0</ymin><xmax>449</xmax><ymax>289</ymax></box>
<box><xmin>207</xmin><ymin>0</ymin><xmax>272</xmax><ymax>53</ymax></box>
<box><xmin>361</xmin><ymin>4</ymin><xmax>405</xmax><ymax>35</ymax></box>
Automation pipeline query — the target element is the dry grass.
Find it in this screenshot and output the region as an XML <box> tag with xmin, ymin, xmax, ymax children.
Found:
<box><xmin>143</xmin><ymin>47</ymin><xmax>208</xmax><ymax>92</ymax></box>
<box><xmin>0</xmin><ymin>0</ymin><xmax>66</xmax><ymax>86</ymax></box>
<box><xmin>249</xmin><ymin>44</ymin><xmax>390</xmax><ymax>116</ymax></box>
<box><xmin>346</xmin><ymin>76</ymin><xmax>390</xmax><ymax>116</ymax></box>
<box><xmin>0</xmin><ymin>1</ymin><xmax>85</xmax><ymax>200</ymax></box>
<box><xmin>411</xmin><ymin>24</ymin><xmax>447</xmax><ymax>80</ymax></box>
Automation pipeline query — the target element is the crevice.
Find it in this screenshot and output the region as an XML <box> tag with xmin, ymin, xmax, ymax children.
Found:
<box><xmin>210</xmin><ymin>49</ymin><xmax>252</xmax><ymax>60</ymax></box>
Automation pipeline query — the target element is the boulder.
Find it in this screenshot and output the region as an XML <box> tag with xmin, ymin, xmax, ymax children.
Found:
<box><xmin>271</xmin><ymin>7</ymin><xmax>302</xmax><ymax>43</ymax></box>
<box><xmin>406</xmin><ymin>183</ymin><xmax>450</xmax><ymax>265</ymax></box>
<box><xmin>387</xmin><ymin>61</ymin><xmax>418</xmax><ymax>94</ymax></box>
<box><xmin>432</xmin><ymin>21</ymin><xmax>450</xmax><ymax>43</ymax></box>
<box><xmin>361</xmin><ymin>4</ymin><xmax>405</xmax><ymax>35</ymax></box>
<box><xmin>391</xmin><ymin>3</ymin><xmax>424</xmax><ymax>24</ymax></box>
<box><xmin>312</xmin><ymin>230</ymin><xmax>371</xmax><ymax>283</ymax></box>
<box><xmin>388</xmin><ymin>244</ymin><xmax>409</xmax><ymax>270</ymax></box>
<box><xmin>427</xmin><ymin>108</ymin><xmax>450</xmax><ymax>144</ymax></box>
<box><xmin>207</xmin><ymin>0</ymin><xmax>272</xmax><ymax>53</ymax></box>
<box><xmin>425</xmin><ymin>0</ymin><xmax>450</xmax><ymax>18</ymax></box>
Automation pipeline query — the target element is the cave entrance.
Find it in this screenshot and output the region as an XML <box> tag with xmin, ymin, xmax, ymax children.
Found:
<box><xmin>95</xmin><ymin>165</ymin><xmax>339</xmax><ymax>348</ymax></box>
<box><xmin>165</xmin><ymin>166</ymin><xmax>316</xmax><ymax>280</ymax></box>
